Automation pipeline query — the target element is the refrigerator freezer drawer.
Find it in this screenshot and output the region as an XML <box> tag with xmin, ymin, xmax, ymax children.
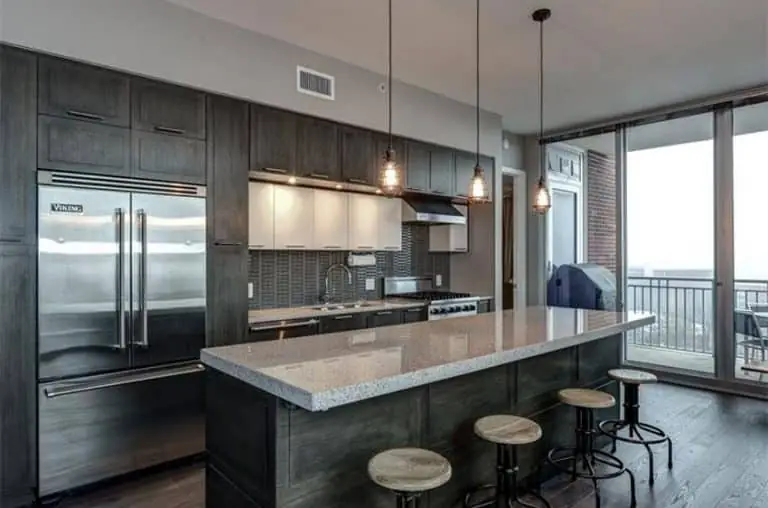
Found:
<box><xmin>38</xmin><ymin>363</ymin><xmax>205</xmax><ymax>496</ymax></box>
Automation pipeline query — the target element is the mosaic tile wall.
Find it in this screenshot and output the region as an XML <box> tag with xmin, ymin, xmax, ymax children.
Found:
<box><xmin>248</xmin><ymin>224</ymin><xmax>452</xmax><ymax>309</ymax></box>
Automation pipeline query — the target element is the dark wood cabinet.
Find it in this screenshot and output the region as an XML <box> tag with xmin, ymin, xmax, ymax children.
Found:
<box><xmin>133</xmin><ymin>131</ymin><xmax>205</xmax><ymax>183</ymax></box>
<box><xmin>340</xmin><ymin>126</ymin><xmax>375</xmax><ymax>186</ymax></box>
<box><xmin>297</xmin><ymin>115</ymin><xmax>339</xmax><ymax>180</ymax></box>
<box><xmin>0</xmin><ymin>244</ymin><xmax>36</xmax><ymax>507</ymax></box>
<box><xmin>207</xmin><ymin>96</ymin><xmax>249</xmax><ymax>246</ymax></box>
<box><xmin>0</xmin><ymin>47</ymin><xmax>36</xmax><ymax>245</ymax></box>
<box><xmin>402</xmin><ymin>306</ymin><xmax>428</xmax><ymax>323</ymax></box>
<box><xmin>320</xmin><ymin>313</ymin><xmax>368</xmax><ymax>334</ymax></box>
<box><xmin>367</xmin><ymin>309</ymin><xmax>403</xmax><ymax>329</ymax></box>
<box><xmin>430</xmin><ymin>146</ymin><xmax>455</xmax><ymax>195</ymax></box>
<box><xmin>207</xmin><ymin>245</ymin><xmax>249</xmax><ymax>347</ymax></box>
<box><xmin>132</xmin><ymin>79</ymin><xmax>206</xmax><ymax>139</ymax></box>
<box><xmin>250</xmin><ymin>105</ymin><xmax>297</xmax><ymax>174</ymax></box>
<box><xmin>39</xmin><ymin>56</ymin><xmax>129</xmax><ymax>127</ymax></box>
<box><xmin>454</xmin><ymin>151</ymin><xmax>477</xmax><ymax>198</ymax></box>
<box><xmin>38</xmin><ymin>115</ymin><xmax>131</xmax><ymax>177</ymax></box>
<box><xmin>406</xmin><ymin>142</ymin><xmax>430</xmax><ymax>192</ymax></box>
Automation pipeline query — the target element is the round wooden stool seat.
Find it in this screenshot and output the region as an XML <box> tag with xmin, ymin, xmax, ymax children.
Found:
<box><xmin>368</xmin><ymin>448</ymin><xmax>452</xmax><ymax>493</ymax></box>
<box><xmin>558</xmin><ymin>388</ymin><xmax>615</xmax><ymax>409</ymax></box>
<box><xmin>474</xmin><ymin>415</ymin><xmax>542</xmax><ymax>445</ymax></box>
<box><xmin>608</xmin><ymin>368</ymin><xmax>658</xmax><ymax>385</ymax></box>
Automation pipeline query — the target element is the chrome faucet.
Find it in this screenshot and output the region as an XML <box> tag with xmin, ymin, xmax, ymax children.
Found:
<box><xmin>324</xmin><ymin>263</ymin><xmax>353</xmax><ymax>304</ymax></box>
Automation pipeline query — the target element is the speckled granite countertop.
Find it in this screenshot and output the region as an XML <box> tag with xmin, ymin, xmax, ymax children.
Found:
<box><xmin>247</xmin><ymin>299</ymin><xmax>427</xmax><ymax>325</ymax></box>
<box><xmin>202</xmin><ymin>306</ymin><xmax>654</xmax><ymax>412</ymax></box>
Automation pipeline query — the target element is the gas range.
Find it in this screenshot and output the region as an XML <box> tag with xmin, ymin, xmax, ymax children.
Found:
<box><xmin>383</xmin><ymin>277</ymin><xmax>480</xmax><ymax>321</ymax></box>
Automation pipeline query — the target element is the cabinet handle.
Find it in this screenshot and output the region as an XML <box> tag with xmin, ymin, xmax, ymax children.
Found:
<box><xmin>453</xmin><ymin>248</ymin><xmax>467</xmax><ymax>252</ymax></box>
<box><xmin>406</xmin><ymin>308</ymin><xmax>423</xmax><ymax>313</ymax></box>
<box><xmin>384</xmin><ymin>246</ymin><xmax>399</xmax><ymax>251</ymax></box>
<box><xmin>285</xmin><ymin>244</ymin><xmax>305</xmax><ymax>249</ymax></box>
<box><xmin>323</xmin><ymin>245</ymin><xmax>342</xmax><ymax>249</ymax></box>
<box><xmin>432</xmin><ymin>190</ymin><xmax>447</xmax><ymax>195</ymax></box>
<box><xmin>214</xmin><ymin>240</ymin><xmax>243</xmax><ymax>247</ymax></box>
<box><xmin>407</xmin><ymin>186</ymin><xmax>425</xmax><ymax>191</ymax></box>
<box><xmin>309</xmin><ymin>173</ymin><xmax>330</xmax><ymax>179</ymax></box>
<box><xmin>333</xmin><ymin>315</ymin><xmax>354</xmax><ymax>320</ymax></box>
<box><xmin>356</xmin><ymin>246</ymin><xmax>374</xmax><ymax>250</ymax></box>
<box><xmin>66</xmin><ymin>110</ymin><xmax>105</xmax><ymax>121</ymax></box>
<box><xmin>347</xmin><ymin>178</ymin><xmax>369</xmax><ymax>185</ymax></box>
<box><xmin>153</xmin><ymin>125</ymin><xmax>186</xmax><ymax>135</ymax></box>
<box><xmin>250</xmin><ymin>244</ymin><xmax>265</xmax><ymax>248</ymax></box>
<box><xmin>376</xmin><ymin>311</ymin><xmax>393</xmax><ymax>316</ymax></box>
<box><xmin>262</xmin><ymin>167</ymin><xmax>288</xmax><ymax>174</ymax></box>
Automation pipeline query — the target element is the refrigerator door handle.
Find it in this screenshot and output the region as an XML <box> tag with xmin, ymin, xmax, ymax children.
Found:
<box><xmin>43</xmin><ymin>363</ymin><xmax>205</xmax><ymax>398</ymax></box>
<box><xmin>115</xmin><ymin>208</ymin><xmax>127</xmax><ymax>350</ymax></box>
<box><xmin>135</xmin><ymin>209</ymin><xmax>149</xmax><ymax>348</ymax></box>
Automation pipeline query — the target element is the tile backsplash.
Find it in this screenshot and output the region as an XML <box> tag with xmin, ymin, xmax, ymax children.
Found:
<box><xmin>248</xmin><ymin>224</ymin><xmax>451</xmax><ymax>309</ymax></box>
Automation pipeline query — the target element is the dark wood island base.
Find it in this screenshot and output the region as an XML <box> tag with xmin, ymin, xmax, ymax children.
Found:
<box><xmin>205</xmin><ymin>335</ymin><xmax>621</xmax><ymax>508</ymax></box>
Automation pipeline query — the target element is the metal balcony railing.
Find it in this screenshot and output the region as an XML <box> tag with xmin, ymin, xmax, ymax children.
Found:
<box><xmin>626</xmin><ymin>276</ymin><xmax>768</xmax><ymax>357</ymax></box>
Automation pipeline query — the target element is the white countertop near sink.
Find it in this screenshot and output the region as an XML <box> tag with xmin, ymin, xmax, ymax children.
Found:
<box><xmin>247</xmin><ymin>299</ymin><xmax>427</xmax><ymax>325</ymax></box>
<box><xmin>203</xmin><ymin>306</ymin><xmax>654</xmax><ymax>412</ymax></box>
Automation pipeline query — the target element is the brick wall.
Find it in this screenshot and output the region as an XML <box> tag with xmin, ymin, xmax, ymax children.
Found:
<box><xmin>586</xmin><ymin>150</ymin><xmax>617</xmax><ymax>275</ymax></box>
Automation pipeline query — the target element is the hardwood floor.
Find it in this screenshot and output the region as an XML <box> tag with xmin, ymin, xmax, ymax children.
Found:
<box><xmin>50</xmin><ymin>384</ymin><xmax>767</xmax><ymax>508</ymax></box>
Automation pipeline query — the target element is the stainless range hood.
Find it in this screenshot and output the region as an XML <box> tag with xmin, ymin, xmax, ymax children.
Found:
<box><xmin>401</xmin><ymin>196</ymin><xmax>466</xmax><ymax>225</ymax></box>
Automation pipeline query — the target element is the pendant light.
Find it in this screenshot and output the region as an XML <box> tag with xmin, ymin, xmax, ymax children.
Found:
<box><xmin>379</xmin><ymin>0</ymin><xmax>402</xmax><ymax>195</ymax></box>
<box><xmin>468</xmin><ymin>0</ymin><xmax>489</xmax><ymax>204</ymax></box>
<box><xmin>532</xmin><ymin>8</ymin><xmax>552</xmax><ymax>215</ymax></box>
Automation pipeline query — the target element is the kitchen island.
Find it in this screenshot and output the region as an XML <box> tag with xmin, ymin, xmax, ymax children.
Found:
<box><xmin>202</xmin><ymin>306</ymin><xmax>653</xmax><ymax>508</ymax></box>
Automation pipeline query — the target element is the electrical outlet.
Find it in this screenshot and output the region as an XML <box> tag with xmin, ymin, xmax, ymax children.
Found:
<box><xmin>365</xmin><ymin>278</ymin><xmax>376</xmax><ymax>291</ymax></box>
<box><xmin>435</xmin><ymin>274</ymin><xmax>443</xmax><ymax>287</ymax></box>
<box><xmin>248</xmin><ymin>282</ymin><xmax>254</xmax><ymax>299</ymax></box>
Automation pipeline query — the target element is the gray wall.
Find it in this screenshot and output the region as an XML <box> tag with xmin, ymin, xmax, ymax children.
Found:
<box><xmin>523</xmin><ymin>136</ymin><xmax>547</xmax><ymax>305</ymax></box>
<box><xmin>502</xmin><ymin>131</ymin><xmax>525</xmax><ymax>169</ymax></box>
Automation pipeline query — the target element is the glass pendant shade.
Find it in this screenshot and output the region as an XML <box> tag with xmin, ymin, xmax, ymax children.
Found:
<box><xmin>379</xmin><ymin>148</ymin><xmax>402</xmax><ymax>195</ymax></box>
<box><xmin>468</xmin><ymin>163</ymin><xmax>489</xmax><ymax>203</ymax></box>
<box><xmin>532</xmin><ymin>176</ymin><xmax>551</xmax><ymax>214</ymax></box>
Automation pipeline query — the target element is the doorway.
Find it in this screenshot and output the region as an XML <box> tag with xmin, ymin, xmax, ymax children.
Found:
<box><xmin>501</xmin><ymin>167</ymin><xmax>526</xmax><ymax>309</ymax></box>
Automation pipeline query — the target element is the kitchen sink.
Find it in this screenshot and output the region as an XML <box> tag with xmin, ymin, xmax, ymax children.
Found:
<box><xmin>312</xmin><ymin>302</ymin><xmax>375</xmax><ymax>311</ymax></box>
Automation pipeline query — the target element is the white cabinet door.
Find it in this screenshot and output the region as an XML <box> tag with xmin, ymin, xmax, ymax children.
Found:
<box><xmin>273</xmin><ymin>185</ymin><xmax>314</xmax><ymax>249</ymax></box>
<box><xmin>348</xmin><ymin>194</ymin><xmax>379</xmax><ymax>251</ymax></box>
<box><xmin>378</xmin><ymin>197</ymin><xmax>402</xmax><ymax>251</ymax></box>
<box><xmin>429</xmin><ymin>205</ymin><xmax>468</xmax><ymax>252</ymax></box>
<box><xmin>314</xmin><ymin>190</ymin><xmax>349</xmax><ymax>250</ymax></box>
<box><xmin>248</xmin><ymin>181</ymin><xmax>275</xmax><ymax>249</ymax></box>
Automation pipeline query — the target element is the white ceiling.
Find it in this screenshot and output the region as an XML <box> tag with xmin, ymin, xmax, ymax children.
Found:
<box><xmin>165</xmin><ymin>0</ymin><xmax>768</xmax><ymax>134</ymax></box>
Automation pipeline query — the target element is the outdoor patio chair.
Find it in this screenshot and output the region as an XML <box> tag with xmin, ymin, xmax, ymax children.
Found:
<box><xmin>734</xmin><ymin>309</ymin><xmax>768</xmax><ymax>364</ymax></box>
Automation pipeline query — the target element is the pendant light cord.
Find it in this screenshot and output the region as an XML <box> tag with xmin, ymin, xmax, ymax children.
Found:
<box><xmin>475</xmin><ymin>0</ymin><xmax>480</xmax><ymax>166</ymax></box>
<box><xmin>388</xmin><ymin>0</ymin><xmax>393</xmax><ymax>151</ymax></box>
<box><xmin>538</xmin><ymin>14</ymin><xmax>544</xmax><ymax>180</ymax></box>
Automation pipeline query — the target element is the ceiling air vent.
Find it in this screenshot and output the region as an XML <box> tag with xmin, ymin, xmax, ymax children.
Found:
<box><xmin>297</xmin><ymin>66</ymin><xmax>335</xmax><ymax>100</ymax></box>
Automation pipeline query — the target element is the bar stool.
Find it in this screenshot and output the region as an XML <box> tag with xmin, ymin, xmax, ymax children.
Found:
<box><xmin>598</xmin><ymin>369</ymin><xmax>673</xmax><ymax>486</ymax></box>
<box><xmin>368</xmin><ymin>447</ymin><xmax>452</xmax><ymax>507</ymax></box>
<box><xmin>547</xmin><ymin>388</ymin><xmax>636</xmax><ymax>508</ymax></box>
<box><xmin>464</xmin><ymin>415</ymin><xmax>551</xmax><ymax>508</ymax></box>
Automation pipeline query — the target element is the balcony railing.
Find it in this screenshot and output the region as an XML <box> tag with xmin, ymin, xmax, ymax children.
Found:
<box><xmin>626</xmin><ymin>276</ymin><xmax>768</xmax><ymax>356</ymax></box>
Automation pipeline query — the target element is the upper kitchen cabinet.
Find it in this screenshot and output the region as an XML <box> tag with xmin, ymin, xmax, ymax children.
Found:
<box><xmin>38</xmin><ymin>116</ymin><xmax>131</xmax><ymax>177</ymax></box>
<box><xmin>247</xmin><ymin>181</ymin><xmax>275</xmax><ymax>250</ymax></box>
<box><xmin>313</xmin><ymin>190</ymin><xmax>348</xmax><ymax>250</ymax></box>
<box><xmin>39</xmin><ymin>57</ymin><xmax>129</xmax><ymax>127</ymax></box>
<box><xmin>273</xmin><ymin>185</ymin><xmax>314</xmax><ymax>250</ymax></box>
<box><xmin>132</xmin><ymin>78</ymin><xmax>206</xmax><ymax>139</ymax></box>
<box><xmin>132</xmin><ymin>131</ymin><xmax>205</xmax><ymax>184</ymax></box>
<box><xmin>207</xmin><ymin>96</ymin><xmax>249</xmax><ymax>246</ymax></box>
<box><xmin>378</xmin><ymin>197</ymin><xmax>402</xmax><ymax>251</ymax></box>
<box><xmin>296</xmin><ymin>115</ymin><xmax>339</xmax><ymax>180</ymax></box>
<box><xmin>251</xmin><ymin>105</ymin><xmax>297</xmax><ymax>174</ymax></box>
<box><xmin>405</xmin><ymin>142</ymin><xmax>430</xmax><ymax>192</ymax></box>
<box><xmin>429</xmin><ymin>146</ymin><xmax>455</xmax><ymax>195</ymax></box>
<box><xmin>348</xmin><ymin>193</ymin><xmax>379</xmax><ymax>251</ymax></box>
<box><xmin>340</xmin><ymin>126</ymin><xmax>375</xmax><ymax>186</ymax></box>
<box><xmin>454</xmin><ymin>151</ymin><xmax>476</xmax><ymax>198</ymax></box>
<box><xmin>0</xmin><ymin>47</ymin><xmax>37</xmax><ymax>245</ymax></box>
<box><xmin>429</xmin><ymin>205</ymin><xmax>468</xmax><ymax>253</ymax></box>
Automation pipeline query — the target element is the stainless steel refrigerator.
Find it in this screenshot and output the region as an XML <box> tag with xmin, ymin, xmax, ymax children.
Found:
<box><xmin>37</xmin><ymin>171</ymin><xmax>207</xmax><ymax>496</ymax></box>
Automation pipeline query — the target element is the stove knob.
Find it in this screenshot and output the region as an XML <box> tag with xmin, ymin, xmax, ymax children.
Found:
<box><xmin>463</xmin><ymin>305</ymin><xmax>471</xmax><ymax>311</ymax></box>
<box><xmin>430</xmin><ymin>308</ymin><xmax>439</xmax><ymax>314</ymax></box>
<box><xmin>439</xmin><ymin>307</ymin><xmax>448</xmax><ymax>314</ymax></box>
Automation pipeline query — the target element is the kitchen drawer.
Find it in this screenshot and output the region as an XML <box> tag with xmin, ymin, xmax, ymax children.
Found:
<box><xmin>38</xmin><ymin>116</ymin><xmax>131</xmax><ymax>177</ymax></box>
<box><xmin>320</xmin><ymin>313</ymin><xmax>368</xmax><ymax>334</ymax></box>
<box><xmin>248</xmin><ymin>319</ymin><xmax>320</xmax><ymax>342</ymax></box>
<box><xmin>132</xmin><ymin>79</ymin><xmax>206</xmax><ymax>139</ymax></box>
<box><xmin>367</xmin><ymin>309</ymin><xmax>403</xmax><ymax>328</ymax></box>
<box><xmin>132</xmin><ymin>130</ymin><xmax>205</xmax><ymax>183</ymax></box>
<box><xmin>39</xmin><ymin>56</ymin><xmax>130</xmax><ymax>127</ymax></box>
<box><xmin>402</xmin><ymin>306</ymin><xmax>428</xmax><ymax>323</ymax></box>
